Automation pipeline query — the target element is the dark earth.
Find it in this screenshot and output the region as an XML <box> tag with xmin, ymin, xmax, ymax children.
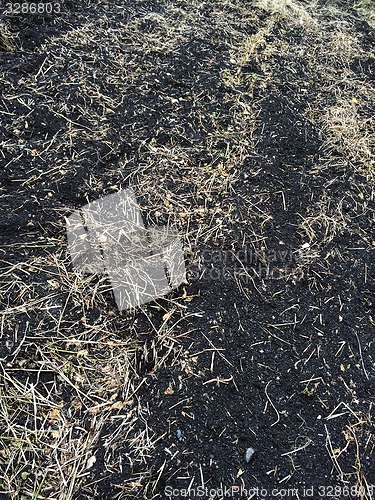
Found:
<box><xmin>0</xmin><ymin>0</ymin><xmax>374</xmax><ymax>499</ymax></box>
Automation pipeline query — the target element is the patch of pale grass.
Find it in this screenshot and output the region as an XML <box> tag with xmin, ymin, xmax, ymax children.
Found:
<box><xmin>354</xmin><ymin>0</ymin><xmax>375</xmax><ymax>26</ymax></box>
<box><xmin>299</xmin><ymin>194</ymin><xmax>348</xmax><ymax>245</ymax></box>
<box><xmin>325</xmin><ymin>30</ymin><xmax>363</xmax><ymax>65</ymax></box>
<box><xmin>322</xmin><ymin>96</ymin><xmax>373</xmax><ymax>170</ymax></box>
<box><xmin>255</xmin><ymin>0</ymin><xmax>318</xmax><ymax>28</ymax></box>
<box><xmin>0</xmin><ymin>21</ymin><xmax>17</xmax><ymax>52</ymax></box>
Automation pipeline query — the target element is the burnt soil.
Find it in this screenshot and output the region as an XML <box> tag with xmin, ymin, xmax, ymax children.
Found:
<box><xmin>0</xmin><ymin>0</ymin><xmax>374</xmax><ymax>499</ymax></box>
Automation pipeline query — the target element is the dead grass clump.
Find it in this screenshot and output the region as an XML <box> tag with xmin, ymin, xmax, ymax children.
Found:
<box><xmin>323</xmin><ymin>97</ymin><xmax>373</xmax><ymax>168</ymax></box>
<box><xmin>0</xmin><ymin>21</ymin><xmax>17</xmax><ymax>52</ymax></box>
<box><xmin>299</xmin><ymin>194</ymin><xmax>349</xmax><ymax>245</ymax></box>
<box><xmin>0</xmin><ymin>330</ymin><xmax>139</xmax><ymax>499</ymax></box>
<box><xmin>354</xmin><ymin>0</ymin><xmax>375</xmax><ymax>26</ymax></box>
<box><xmin>255</xmin><ymin>0</ymin><xmax>318</xmax><ymax>28</ymax></box>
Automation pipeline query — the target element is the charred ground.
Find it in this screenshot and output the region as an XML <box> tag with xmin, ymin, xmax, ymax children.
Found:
<box><xmin>0</xmin><ymin>0</ymin><xmax>374</xmax><ymax>499</ymax></box>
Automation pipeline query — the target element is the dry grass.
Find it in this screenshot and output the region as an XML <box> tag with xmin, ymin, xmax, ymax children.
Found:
<box><xmin>0</xmin><ymin>0</ymin><xmax>374</xmax><ymax>498</ymax></box>
<box><xmin>0</xmin><ymin>251</ymin><xmax>140</xmax><ymax>498</ymax></box>
<box><xmin>0</xmin><ymin>21</ymin><xmax>17</xmax><ymax>52</ymax></box>
<box><xmin>354</xmin><ymin>0</ymin><xmax>375</xmax><ymax>26</ymax></box>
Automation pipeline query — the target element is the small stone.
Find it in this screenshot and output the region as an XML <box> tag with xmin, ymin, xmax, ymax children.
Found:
<box><xmin>245</xmin><ymin>447</ymin><xmax>255</xmax><ymax>463</ymax></box>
